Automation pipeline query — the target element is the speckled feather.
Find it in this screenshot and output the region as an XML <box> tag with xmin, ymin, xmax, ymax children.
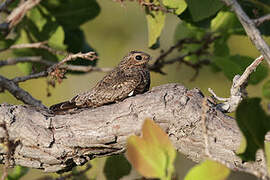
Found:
<box><xmin>50</xmin><ymin>51</ymin><xmax>151</xmax><ymax>114</ymax></box>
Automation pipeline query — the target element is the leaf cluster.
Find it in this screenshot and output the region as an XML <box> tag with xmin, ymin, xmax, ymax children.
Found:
<box><xmin>1</xmin><ymin>0</ymin><xmax>100</xmax><ymax>74</ymax></box>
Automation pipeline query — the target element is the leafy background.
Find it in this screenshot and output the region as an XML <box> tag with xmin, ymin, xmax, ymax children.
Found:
<box><xmin>1</xmin><ymin>0</ymin><xmax>270</xmax><ymax>179</ymax></box>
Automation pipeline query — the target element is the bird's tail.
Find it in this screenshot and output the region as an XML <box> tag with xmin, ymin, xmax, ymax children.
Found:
<box><xmin>50</xmin><ymin>101</ymin><xmax>77</xmax><ymax>114</ymax></box>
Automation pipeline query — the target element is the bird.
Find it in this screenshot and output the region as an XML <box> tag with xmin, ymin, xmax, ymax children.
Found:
<box><xmin>50</xmin><ymin>50</ymin><xmax>151</xmax><ymax>114</ymax></box>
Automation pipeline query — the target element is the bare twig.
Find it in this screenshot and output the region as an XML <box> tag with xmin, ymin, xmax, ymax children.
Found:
<box><xmin>6</xmin><ymin>0</ymin><xmax>41</xmax><ymax>29</ymax></box>
<box><xmin>208</xmin><ymin>88</ymin><xmax>229</xmax><ymax>102</ymax></box>
<box><xmin>0</xmin><ymin>42</ymin><xmax>68</xmax><ymax>56</ymax></box>
<box><xmin>0</xmin><ymin>56</ymin><xmax>52</xmax><ymax>67</ymax></box>
<box><xmin>0</xmin><ymin>52</ymin><xmax>97</xmax><ymax>108</ymax></box>
<box><xmin>10</xmin><ymin>52</ymin><xmax>98</xmax><ymax>83</ymax></box>
<box><xmin>139</xmin><ymin>1</ymin><xmax>172</xmax><ymax>13</ymax></box>
<box><xmin>12</xmin><ymin>71</ymin><xmax>48</xmax><ymax>83</ymax></box>
<box><xmin>47</xmin><ymin>52</ymin><xmax>97</xmax><ymax>83</ymax></box>
<box><xmin>0</xmin><ymin>55</ymin><xmax>112</xmax><ymax>75</ymax></box>
<box><xmin>254</xmin><ymin>14</ymin><xmax>270</xmax><ymax>26</ymax></box>
<box><xmin>154</xmin><ymin>38</ymin><xmax>201</xmax><ymax>64</ymax></box>
<box><xmin>0</xmin><ymin>55</ymin><xmax>110</xmax><ymax>84</ymax></box>
<box><xmin>221</xmin><ymin>0</ymin><xmax>270</xmax><ymax>65</ymax></box>
<box><xmin>48</xmin><ymin>52</ymin><xmax>97</xmax><ymax>71</ymax></box>
<box><xmin>209</xmin><ymin>55</ymin><xmax>264</xmax><ymax>112</ymax></box>
<box><xmin>149</xmin><ymin>53</ymin><xmax>189</xmax><ymax>74</ymax></box>
<box><xmin>149</xmin><ymin>34</ymin><xmax>216</xmax><ymax>77</ymax></box>
<box><xmin>0</xmin><ymin>75</ymin><xmax>47</xmax><ymax>109</ymax></box>
<box><xmin>64</xmin><ymin>65</ymin><xmax>112</xmax><ymax>73</ymax></box>
<box><xmin>233</xmin><ymin>55</ymin><xmax>264</xmax><ymax>88</ymax></box>
<box><xmin>114</xmin><ymin>0</ymin><xmax>174</xmax><ymax>13</ymax></box>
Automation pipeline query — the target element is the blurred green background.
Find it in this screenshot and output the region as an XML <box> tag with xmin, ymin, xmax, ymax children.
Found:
<box><xmin>0</xmin><ymin>0</ymin><xmax>268</xmax><ymax>179</ymax></box>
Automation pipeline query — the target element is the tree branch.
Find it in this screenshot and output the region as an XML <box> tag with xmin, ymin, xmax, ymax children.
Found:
<box><xmin>0</xmin><ymin>75</ymin><xmax>47</xmax><ymax>109</ymax></box>
<box><xmin>2</xmin><ymin>42</ymin><xmax>68</xmax><ymax>55</ymax></box>
<box><xmin>0</xmin><ymin>56</ymin><xmax>112</xmax><ymax>75</ymax></box>
<box><xmin>254</xmin><ymin>14</ymin><xmax>270</xmax><ymax>26</ymax></box>
<box><xmin>6</xmin><ymin>0</ymin><xmax>41</xmax><ymax>29</ymax></box>
<box><xmin>0</xmin><ymin>52</ymin><xmax>98</xmax><ymax>107</ymax></box>
<box><xmin>149</xmin><ymin>34</ymin><xmax>217</xmax><ymax>75</ymax></box>
<box><xmin>0</xmin><ymin>56</ymin><xmax>52</xmax><ymax>67</ymax></box>
<box><xmin>221</xmin><ymin>0</ymin><xmax>270</xmax><ymax>65</ymax></box>
<box><xmin>209</xmin><ymin>55</ymin><xmax>264</xmax><ymax>112</ymax></box>
<box><xmin>0</xmin><ymin>84</ymin><xmax>268</xmax><ymax>178</ymax></box>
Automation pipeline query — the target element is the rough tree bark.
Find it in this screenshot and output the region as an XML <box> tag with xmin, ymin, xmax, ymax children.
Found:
<box><xmin>0</xmin><ymin>84</ymin><xmax>267</xmax><ymax>178</ymax></box>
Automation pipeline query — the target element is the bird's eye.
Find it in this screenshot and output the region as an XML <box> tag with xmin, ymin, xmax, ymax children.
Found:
<box><xmin>135</xmin><ymin>55</ymin><xmax>142</xmax><ymax>60</ymax></box>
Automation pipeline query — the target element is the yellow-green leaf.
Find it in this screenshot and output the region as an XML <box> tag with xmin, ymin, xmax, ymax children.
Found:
<box><xmin>48</xmin><ymin>26</ymin><xmax>66</xmax><ymax>50</ymax></box>
<box><xmin>13</xmin><ymin>30</ymin><xmax>33</xmax><ymax>75</ymax></box>
<box><xmin>28</xmin><ymin>7</ymin><xmax>47</xmax><ymax>32</ymax></box>
<box><xmin>146</xmin><ymin>4</ymin><xmax>166</xmax><ymax>48</ymax></box>
<box><xmin>211</xmin><ymin>11</ymin><xmax>239</xmax><ymax>32</ymax></box>
<box><xmin>162</xmin><ymin>0</ymin><xmax>187</xmax><ymax>15</ymax></box>
<box><xmin>236</xmin><ymin>134</ymin><xmax>247</xmax><ymax>154</ymax></box>
<box><xmin>184</xmin><ymin>160</ymin><xmax>230</xmax><ymax>180</ymax></box>
<box><xmin>126</xmin><ymin>118</ymin><xmax>176</xmax><ymax>179</ymax></box>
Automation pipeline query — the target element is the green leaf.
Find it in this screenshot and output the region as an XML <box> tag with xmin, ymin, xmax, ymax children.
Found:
<box><xmin>174</xmin><ymin>22</ymin><xmax>206</xmax><ymax>42</ymax></box>
<box><xmin>13</xmin><ymin>30</ymin><xmax>33</xmax><ymax>74</ymax></box>
<box><xmin>104</xmin><ymin>155</ymin><xmax>131</xmax><ymax>180</ymax></box>
<box><xmin>184</xmin><ymin>160</ymin><xmax>230</xmax><ymax>180</ymax></box>
<box><xmin>173</xmin><ymin>22</ymin><xmax>208</xmax><ymax>62</ymax></box>
<box><xmin>213</xmin><ymin>36</ymin><xmax>230</xmax><ymax>56</ymax></box>
<box><xmin>28</xmin><ymin>6</ymin><xmax>47</xmax><ymax>32</ymax></box>
<box><xmin>27</xmin><ymin>6</ymin><xmax>60</xmax><ymax>41</ymax></box>
<box><xmin>64</xmin><ymin>28</ymin><xmax>97</xmax><ymax>68</ymax></box>
<box><xmin>41</xmin><ymin>0</ymin><xmax>100</xmax><ymax>29</ymax></box>
<box><xmin>178</xmin><ymin>8</ymin><xmax>213</xmax><ymax>28</ymax></box>
<box><xmin>48</xmin><ymin>25</ymin><xmax>66</xmax><ymax>50</ymax></box>
<box><xmin>64</xmin><ymin>28</ymin><xmax>85</xmax><ymax>52</ymax></box>
<box><xmin>260</xmin><ymin>23</ymin><xmax>270</xmax><ymax>36</ymax></box>
<box><xmin>0</xmin><ymin>39</ymin><xmax>15</xmax><ymax>50</ymax></box>
<box><xmin>213</xmin><ymin>55</ymin><xmax>268</xmax><ymax>84</ymax></box>
<box><xmin>13</xmin><ymin>22</ymin><xmax>60</xmax><ymax>74</ymax></box>
<box><xmin>162</xmin><ymin>0</ymin><xmax>187</xmax><ymax>15</ymax></box>
<box><xmin>262</xmin><ymin>80</ymin><xmax>270</xmax><ymax>99</ymax></box>
<box><xmin>211</xmin><ymin>11</ymin><xmax>243</xmax><ymax>34</ymax></box>
<box><xmin>236</xmin><ymin>98</ymin><xmax>270</xmax><ymax>161</ymax></box>
<box><xmin>146</xmin><ymin>7</ymin><xmax>166</xmax><ymax>48</ymax></box>
<box><xmin>7</xmin><ymin>166</ymin><xmax>29</xmax><ymax>180</ymax></box>
<box><xmin>185</xmin><ymin>0</ymin><xmax>224</xmax><ymax>22</ymax></box>
<box><xmin>212</xmin><ymin>56</ymin><xmax>242</xmax><ymax>80</ymax></box>
<box><xmin>236</xmin><ymin>135</ymin><xmax>247</xmax><ymax>154</ymax></box>
<box><xmin>24</xmin><ymin>6</ymin><xmax>66</xmax><ymax>61</ymax></box>
<box><xmin>126</xmin><ymin>118</ymin><xmax>176</xmax><ymax>179</ymax></box>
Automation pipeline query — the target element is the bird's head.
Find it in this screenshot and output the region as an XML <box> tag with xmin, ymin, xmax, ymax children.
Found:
<box><xmin>118</xmin><ymin>50</ymin><xmax>151</xmax><ymax>69</ymax></box>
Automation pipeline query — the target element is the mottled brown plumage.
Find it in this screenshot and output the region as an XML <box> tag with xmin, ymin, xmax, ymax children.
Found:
<box><xmin>50</xmin><ymin>50</ymin><xmax>151</xmax><ymax>114</ymax></box>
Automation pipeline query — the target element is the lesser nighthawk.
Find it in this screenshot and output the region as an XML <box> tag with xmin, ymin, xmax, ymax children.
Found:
<box><xmin>50</xmin><ymin>50</ymin><xmax>151</xmax><ymax>114</ymax></box>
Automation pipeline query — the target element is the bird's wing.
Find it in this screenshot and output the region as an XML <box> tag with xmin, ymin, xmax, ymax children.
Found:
<box><xmin>73</xmin><ymin>69</ymin><xmax>142</xmax><ymax>107</ymax></box>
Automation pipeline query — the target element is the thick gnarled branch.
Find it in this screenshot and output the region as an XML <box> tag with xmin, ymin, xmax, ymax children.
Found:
<box><xmin>0</xmin><ymin>84</ymin><xmax>268</xmax><ymax>179</ymax></box>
